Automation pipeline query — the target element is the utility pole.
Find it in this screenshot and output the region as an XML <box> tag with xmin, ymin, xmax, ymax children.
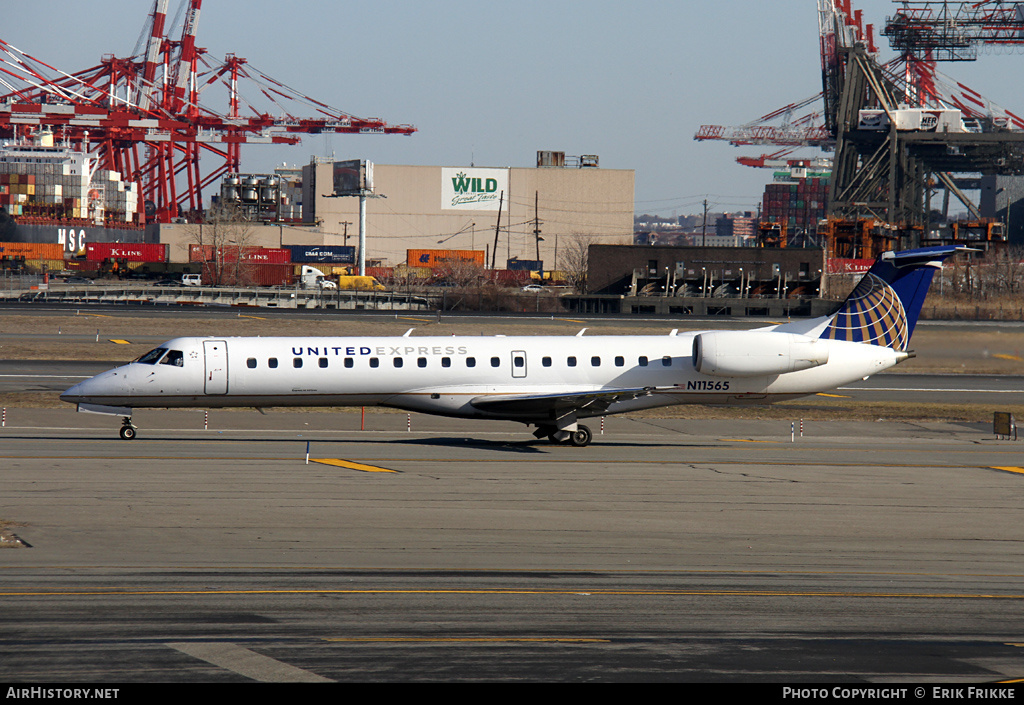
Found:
<box><xmin>701</xmin><ymin>198</ymin><xmax>709</xmax><ymax>247</ymax></box>
<box><xmin>490</xmin><ymin>191</ymin><xmax>504</xmax><ymax>270</ymax></box>
<box><xmin>533</xmin><ymin>190</ymin><xmax>543</xmax><ymax>280</ymax></box>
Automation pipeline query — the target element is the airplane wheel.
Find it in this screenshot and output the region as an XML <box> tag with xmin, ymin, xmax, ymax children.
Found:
<box><xmin>569</xmin><ymin>425</ymin><xmax>592</xmax><ymax>447</ymax></box>
<box><xmin>119</xmin><ymin>425</ymin><xmax>137</xmax><ymax>440</ymax></box>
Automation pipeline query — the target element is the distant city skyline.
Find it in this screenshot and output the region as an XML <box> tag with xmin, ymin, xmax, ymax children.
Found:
<box><xmin>4</xmin><ymin>1</ymin><xmax>1019</xmax><ymax>218</ymax></box>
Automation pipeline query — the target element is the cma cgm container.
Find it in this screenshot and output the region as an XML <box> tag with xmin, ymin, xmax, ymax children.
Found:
<box><xmin>285</xmin><ymin>244</ymin><xmax>355</xmax><ymax>264</ymax></box>
<box><xmin>189</xmin><ymin>244</ymin><xmax>291</xmax><ymax>264</ymax></box>
<box><xmin>406</xmin><ymin>249</ymin><xmax>485</xmax><ymax>268</ymax></box>
<box><xmin>85</xmin><ymin>242</ymin><xmax>168</xmax><ymax>262</ymax></box>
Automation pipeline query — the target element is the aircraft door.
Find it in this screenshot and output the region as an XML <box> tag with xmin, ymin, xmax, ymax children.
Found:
<box><xmin>511</xmin><ymin>350</ymin><xmax>527</xmax><ymax>379</ymax></box>
<box><xmin>203</xmin><ymin>340</ymin><xmax>229</xmax><ymax>394</ymax></box>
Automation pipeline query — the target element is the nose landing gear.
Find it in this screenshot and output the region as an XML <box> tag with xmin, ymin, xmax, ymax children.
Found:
<box><xmin>119</xmin><ymin>417</ymin><xmax>137</xmax><ymax>440</ymax></box>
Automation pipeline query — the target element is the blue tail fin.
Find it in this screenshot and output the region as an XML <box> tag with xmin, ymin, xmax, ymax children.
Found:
<box><xmin>821</xmin><ymin>246</ymin><xmax>962</xmax><ymax>351</ymax></box>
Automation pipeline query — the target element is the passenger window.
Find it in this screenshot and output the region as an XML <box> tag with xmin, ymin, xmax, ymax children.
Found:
<box><xmin>369</xmin><ymin>358</ymin><xmax>379</xmax><ymax>368</ymax></box>
<box><xmin>318</xmin><ymin>357</ymin><xmax>328</xmax><ymax>368</ymax></box>
<box><xmin>542</xmin><ymin>357</ymin><xmax>552</xmax><ymax>367</ymax></box>
<box><xmin>513</xmin><ymin>356</ymin><xmax>524</xmax><ymax>368</ymax></box>
<box><xmin>294</xmin><ymin>358</ymin><xmax>303</xmax><ymax>368</ymax></box>
<box><xmin>591</xmin><ymin>356</ymin><xmax>601</xmax><ymax>367</ymax></box>
<box><xmin>614</xmin><ymin>356</ymin><xmax>624</xmax><ymax>367</ymax></box>
<box><xmin>160</xmin><ymin>350</ymin><xmax>184</xmax><ymax>367</ymax></box>
<box><xmin>268</xmin><ymin>358</ymin><xmax>278</xmax><ymax>368</ymax></box>
<box><xmin>441</xmin><ymin>357</ymin><xmax>451</xmax><ymax>368</ymax></box>
<box><xmin>490</xmin><ymin>357</ymin><xmax>500</xmax><ymax>367</ymax></box>
<box><xmin>418</xmin><ymin>357</ymin><xmax>427</xmax><ymax>368</ymax></box>
<box><xmin>344</xmin><ymin>358</ymin><xmax>354</xmax><ymax>368</ymax></box>
<box><xmin>466</xmin><ymin>357</ymin><xmax>476</xmax><ymax>368</ymax></box>
<box><xmin>567</xmin><ymin>356</ymin><xmax>577</xmax><ymax>367</ymax></box>
<box><xmin>638</xmin><ymin>356</ymin><xmax>648</xmax><ymax>367</ymax></box>
<box><xmin>662</xmin><ymin>356</ymin><xmax>672</xmax><ymax>367</ymax></box>
<box><xmin>246</xmin><ymin>358</ymin><xmax>257</xmax><ymax>369</ymax></box>
<box><xmin>394</xmin><ymin>358</ymin><xmax>403</xmax><ymax>368</ymax></box>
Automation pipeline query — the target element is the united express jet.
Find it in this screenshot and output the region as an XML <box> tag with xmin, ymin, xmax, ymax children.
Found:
<box><xmin>61</xmin><ymin>246</ymin><xmax>962</xmax><ymax>445</ymax></box>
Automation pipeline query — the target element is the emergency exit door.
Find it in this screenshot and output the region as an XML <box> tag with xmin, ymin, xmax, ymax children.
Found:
<box><xmin>203</xmin><ymin>340</ymin><xmax>228</xmax><ymax>394</ymax></box>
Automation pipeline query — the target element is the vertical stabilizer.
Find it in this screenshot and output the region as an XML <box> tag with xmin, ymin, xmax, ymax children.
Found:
<box><xmin>821</xmin><ymin>246</ymin><xmax>963</xmax><ymax>350</ymax></box>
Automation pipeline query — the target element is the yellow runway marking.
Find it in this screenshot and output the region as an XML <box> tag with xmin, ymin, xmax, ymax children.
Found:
<box><xmin>311</xmin><ymin>458</ymin><xmax>398</xmax><ymax>473</ymax></box>
<box><xmin>108</xmin><ymin>339</ymin><xmax>131</xmax><ymax>345</ymax></box>
<box><xmin>76</xmin><ymin>312</ymin><xmax>113</xmax><ymax>318</ymax></box>
<box><xmin>236</xmin><ymin>314</ymin><xmax>267</xmax><ymax>320</ymax></box>
<box><xmin>991</xmin><ymin>467</ymin><xmax>1024</xmax><ymax>476</ymax></box>
<box><xmin>816</xmin><ymin>392</ymin><xmax>850</xmax><ymax>398</ymax></box>
<box><xmin>993</xmin><ymin>354</ymin><xmax>1023</xmax><ymax>362</ymax></box>
<box><xmin>720</xmin><ymin>439</ymin><xmax>781</xmax><ymax>443</ymax></box>
<box><xmin>398</xmin><ymin>317</ymin><xmax>433</xmax><ymax>322</ymax></box>
<box><xmin>555</xmin><ymin>318</ymin><xmax>587</xmax><ymax>323</ymax></box>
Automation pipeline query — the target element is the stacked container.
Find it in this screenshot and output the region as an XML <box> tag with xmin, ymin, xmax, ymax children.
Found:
<box><xmin>0</xmin><ymin>139</ymin><xmax>141</xmax><ymax>226</ymax></box>
<box><xmin>761</xmin><ymin>173</ymin><xmax>830</xmax><ymax>233</ymax></box>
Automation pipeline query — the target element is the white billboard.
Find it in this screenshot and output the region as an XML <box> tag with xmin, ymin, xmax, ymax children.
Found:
<box><xmin>441</xmin><ymin>167</ymin><xmax>508</xmax><ymax>211</ymax></box>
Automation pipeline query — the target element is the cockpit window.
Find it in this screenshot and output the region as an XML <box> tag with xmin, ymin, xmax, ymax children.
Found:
<box><xmin>160</xmin><ymin>350</ymin><xmax>184</xmax><ymax>367</ymax></box>
<box><xmin>137</xmin><ymin>347</ymin><xmax>167</xmax><ymax>365</ymax></box>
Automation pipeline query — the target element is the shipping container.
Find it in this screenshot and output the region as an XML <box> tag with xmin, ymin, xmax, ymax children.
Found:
<box><xmin>285</xmin><ymin>244</ymin><xmax>355</xmax><ymax>264</ymax></box>
<box><xmin>85</xmin><ymin>242</ymin><xmax>168</xmax><ymax>262</ymax></box>
<box><xmin>507</xmin><ymin>259</ymin><xmax>543</xmax><ymax>271</ymax></box>
<box><xmin>201</xmin><ymin>262</ymin><xmax>294</xmax><ymax>287</ymax></box>
<box><xmin>189</xmin><ymin>244</ymin><xmax>291</xmax><ymax>264</ymax></box>
<box><xmin>0</xmin><ymin>241</ymin><xmax>65</xmax><ymax>260</ymax></box>
<box><xmin>406</xmin><ymin>249</ymin><xmax>485</xmax><ymax>268</ymax></box>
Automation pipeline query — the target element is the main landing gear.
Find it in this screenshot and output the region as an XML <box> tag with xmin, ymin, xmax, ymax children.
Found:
<box><xmin>535</xmin><ymin>424</ymin><xmax>593</xmax><ymax>447</ymax></box>
<box><xmin>119</xmin><ymin>417</ymin><xmax>137</xmax><ymax>440</ymax></box>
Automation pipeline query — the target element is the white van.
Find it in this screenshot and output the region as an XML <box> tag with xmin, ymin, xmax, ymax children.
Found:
<box><xmin>182</xmin><ymin>274</ymin><xmax>202</xmax><ymax>287</ymax></box>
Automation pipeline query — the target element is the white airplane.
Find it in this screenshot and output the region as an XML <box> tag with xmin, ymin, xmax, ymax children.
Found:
<box><xmin>61</xmin><ymin>246</ymin><xmax>962</xmax><ymax>445</ymax></box>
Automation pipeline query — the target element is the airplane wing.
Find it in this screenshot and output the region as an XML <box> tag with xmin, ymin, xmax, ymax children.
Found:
<box><xmin>469</xmin><ymin>386</ymin><xmax>660</xmax><ymax>417</ymax></box>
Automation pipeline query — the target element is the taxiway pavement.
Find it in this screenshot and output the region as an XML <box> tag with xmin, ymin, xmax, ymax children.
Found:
<box><xmin>1</xmin><ymin>411</ymin><xmax>1023</xmax><ymax>682</ymax></box>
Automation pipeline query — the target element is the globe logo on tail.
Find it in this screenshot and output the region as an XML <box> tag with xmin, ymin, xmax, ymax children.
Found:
<box><xmin>822</xmin><ymin>273</ymin><xmax>910</xmax><ymax>351</ymax></box>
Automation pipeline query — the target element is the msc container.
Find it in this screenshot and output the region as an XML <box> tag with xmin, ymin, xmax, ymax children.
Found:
<box><xmin>406</xmin><ymin>249</ymin><xmax>485</xmax><ymax>268</ymax></box>
<box><xmin>85</xmin><ymin>242</ymin><xmax>168</xmax><ymax>262</ymax></box>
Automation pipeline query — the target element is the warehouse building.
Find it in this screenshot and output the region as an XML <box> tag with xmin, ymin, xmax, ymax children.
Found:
<box><xmin>300</xmin><ymin>154</ymin><xmax>635</xmax><ymax>269</ymax></box>
<box><xmin>153</xmin><ymin>154</ymin><xmax>634</xmax><ymax>269</ymax></box>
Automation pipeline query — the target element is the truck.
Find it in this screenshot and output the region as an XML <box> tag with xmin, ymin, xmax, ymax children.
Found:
<box><xmin>336</xmin><ymin>275</ymin><xmax>386</xmax><ymax>291</ymax></box>
<box><xmin>299</xmin><ymin>266</ymin><xmax>337</xmax><ymax>290</ymax></box>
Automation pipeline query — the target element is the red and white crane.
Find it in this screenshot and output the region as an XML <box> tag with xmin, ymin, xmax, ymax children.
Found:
<box><xmin>0</xmin><ymin>0</ymin><xmax>416</xmax><ymax>223</ymax></box>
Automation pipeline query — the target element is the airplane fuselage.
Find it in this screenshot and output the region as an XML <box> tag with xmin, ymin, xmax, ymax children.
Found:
<box><xmin>61</xmin><ymin>332</ymin><xmax>904</xmax><ymax>422</ymax></box>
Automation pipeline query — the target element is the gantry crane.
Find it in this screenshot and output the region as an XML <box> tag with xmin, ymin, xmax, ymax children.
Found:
<box><xmin>695</xmin><ymin>0</ymin><xmax>1024</xmax><ymax>255</ymax></box>
<box><xmin>0</xmin><ymin>0</ymin><xmax>416</xmax><ymax>224</ymax></box>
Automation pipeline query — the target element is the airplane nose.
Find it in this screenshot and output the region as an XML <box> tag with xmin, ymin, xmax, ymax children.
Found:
<box><xmin>60</xmin><ymin>368</ymin><xmax>130</xmax><ymax>405</ymax></box>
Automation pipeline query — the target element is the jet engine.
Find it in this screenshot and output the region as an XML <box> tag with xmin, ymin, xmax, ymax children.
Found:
<box><xmin>692</xmin><ymin>331</ymin><xmax>829</xmax><ymax>377</ymax></box>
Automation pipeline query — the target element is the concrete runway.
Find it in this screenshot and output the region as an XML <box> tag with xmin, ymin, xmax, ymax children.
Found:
<box><xmin>2</xmin><ymin>409</ymin><xmax>1024</xmax><ymax>682</ymax></box>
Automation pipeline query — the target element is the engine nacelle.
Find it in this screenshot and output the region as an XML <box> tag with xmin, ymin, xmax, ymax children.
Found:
<box><xmin>692</xmin><ymin>331</ymin><xmax>830</xmax><ymax>377</ymax></box>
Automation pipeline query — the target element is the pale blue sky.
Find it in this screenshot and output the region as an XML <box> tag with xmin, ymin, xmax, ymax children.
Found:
<box><xmin>5</xmin><ymin>1</ymin><xmax>1020</xmax><ymax>217</ymax></box>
